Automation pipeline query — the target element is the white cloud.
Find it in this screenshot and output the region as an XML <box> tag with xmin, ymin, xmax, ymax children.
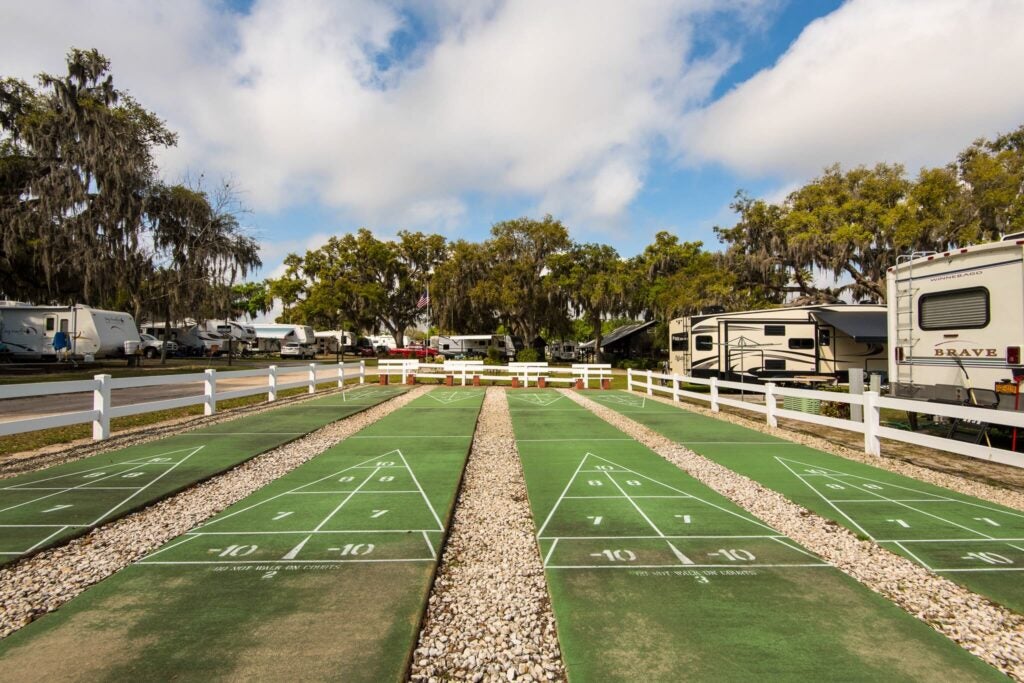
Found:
<box><xmin>0</xmin><ymin>0</ymin><xmax>770</xmax><ymax>235</ymax></box>
<box><xmin>681</xmin><ymin>0</ymin><xmax>1024</xmax><ymax>178</ymax></box>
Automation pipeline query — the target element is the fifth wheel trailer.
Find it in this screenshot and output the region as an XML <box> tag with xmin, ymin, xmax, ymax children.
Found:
<box><xmin>887</xmin><ymin>237</ymin><xmax>1024</xmax><ymax>410</ymax></box>
<box><xmin>0</xmin><ymin>303</ymin><xmax>140</xmax><ymax>360</ymax></box>
<box><xmin>669</xmin><ymin>304</ymin><xmax>888</xmax><ymax>382</ymax></box>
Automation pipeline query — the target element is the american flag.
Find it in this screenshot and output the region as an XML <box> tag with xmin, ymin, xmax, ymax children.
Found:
<box><xmin>416</xmin><ymin>291</ymin><xmax>430</xmax><ymax>309</ymax></box>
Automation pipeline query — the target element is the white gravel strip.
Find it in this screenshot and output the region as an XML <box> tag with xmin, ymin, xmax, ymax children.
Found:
<box><xmin>410</xmin><ymin>388</ymin><xmax>565</xmax><ymax>683</ymax></box>
<box><xmin>566</xmin><ymin>389</ymin><xmax>1024</xmax><ymax>680</ymax></box>
<box><xmin>0</xmin><ymin>384</ymin><xmax>428</xmax><ymax>640</ymax></box>
<box><xmin>0</xmin><ymin>379</ymin><xmax>376</xmax><ymax>479</ymax></box>
<box><xmin>645</xmin><ymin>391</ymin><xmax>1024</xmax><ymax>512</ymax></box>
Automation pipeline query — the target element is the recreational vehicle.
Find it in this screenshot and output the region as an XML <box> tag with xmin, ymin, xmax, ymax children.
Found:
<box><xmin>429</xmin><ymin>334</ymin><xmax>516</xmax><ymax>359</ymax></box>
<box><xmin>204</xmin><ymin>320</ymin><xmax>257</xmax><ymax>350</ymax></box>
<box><xmin>546</xmin><ymin>340</ymin><xmax>579</xmax><ymax>362</ymax></box>
<box><xmin>251</xmin><ymin>323</ymin><xmax>316</xmax><ymax>353</ymax></box>
<box><xmin>0</xmin><ymin>303</ymin><xmax>140</xmax><ymax>360</ymax></box>
<box><xmin>368</xmin><ymin>334</ymin><xmax>397</xmax><ymax>350</ymax></box>
<box><xmin>887</xmin><ymin>237</ymin><xmax>1024</xmax><ymax>410</ymax></box>
<box><xmin>669</xmin><ymin>304</ymin><xmax>888</xmax><ymax>382</ymax></box>
<box><xmin>140</xmin><ymin>322</ymin><xmax>229</xmax><ymax>356</ymax></box>
<box><xmin>314</xmin><ymin>330</ymin><xmax>355</xmax><ymax>355</ymax></box>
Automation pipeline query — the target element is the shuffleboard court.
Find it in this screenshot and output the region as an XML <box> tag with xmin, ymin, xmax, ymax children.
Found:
<box><xmin>509</xmin><ymin>390</ymin><xmax>1002</xmax><ymax>681</ymax></box>
<box><xmin>0</xmin><ymin>385</ymin><xmax>406</xmax><ymax>565</ymax></box>
<box><xmin>0</xmin><ymin>389</ymin><xmax>484</xmax><ymax>681</ymax></box>
<box><xmin>596</xmin><ymin>390</ymin><xmax>1024</xmax><ymax>615</ymax></box>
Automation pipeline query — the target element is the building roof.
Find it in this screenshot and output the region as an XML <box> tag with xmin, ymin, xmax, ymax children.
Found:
<box><xmin>580</xmin><ymin>320</ymin><xmax>657</xmax><ymax>349</ymax></box>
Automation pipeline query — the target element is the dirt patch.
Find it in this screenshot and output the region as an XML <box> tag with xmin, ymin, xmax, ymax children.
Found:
<box><xmin>0</xmin><ymin>594</ymin><xmax>156</xmax><ymax>682</ymax></box>
<box><xmin>225</xmin><ymin>566</ymin><xmax>427</xmax><ymax>682</ymax></box>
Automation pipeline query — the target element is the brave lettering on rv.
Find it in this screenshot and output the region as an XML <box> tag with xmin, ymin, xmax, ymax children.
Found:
<box><xmin>933</xmin><ymin>349</ymin><xmax>998</xmax><ymax>357</ymax></box>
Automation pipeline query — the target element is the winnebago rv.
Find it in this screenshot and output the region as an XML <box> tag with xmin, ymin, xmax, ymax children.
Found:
<box><xmin>669</xmin><ymin>304</ymin><xmax>888</xmax><ymax>382</ymax></box>
<box><xmin>887</xmin><ymin>238</ymin><xmax>1024</xmax><ymax>410</ymax></box>
<box><xmin>0</xmin><ymin>303</ymin><xmax>140</xmax><ymax>360</ymax></box>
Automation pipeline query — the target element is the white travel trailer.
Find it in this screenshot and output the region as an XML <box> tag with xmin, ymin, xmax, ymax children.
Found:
<box><xmin>546</xmin><ymin>340</ymin><xmax>579</xmax><ymax>362</ymax></box>
<box><xmin>314</xmin><ymin>330</ymin><xmax>354</xmax><ymax>355</ymax></box>
<box><xmin>368</xmin><ymin>334</ymin><xmax>397</xmax><ymax>350</ymax></box>
<box><xmin>251</xmin><ymin>323</ymin><xmax>316</xmax><ymax>353</ymax></box>
<box><xmin>429</xmin><ymin>334</ymin><xmax>516</xmax><ymax>359</ymax></box>
<box><xmin>669</xmin><ymin>304</ymin><xmax>888</xmax><ymax>382</ymax></box>
<box><xmin>204</xmin><ymin>320</ymin><xmax>257</xmax><ymax>348</ymax></box>
<box><xmin>0</xmin><ymin>303</ymin><xmax>140</xmax><ymax>360</ymax></box>
<box><xmin>887</xmin><ymin>237</ymin><xmax>1024</xmax><ymax>410</ymax></box>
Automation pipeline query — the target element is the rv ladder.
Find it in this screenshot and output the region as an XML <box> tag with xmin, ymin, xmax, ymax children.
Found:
<box><xmin>893</xmin><ymin>252</ymin><xmax>934</xmax><ymax>396</ymax></box>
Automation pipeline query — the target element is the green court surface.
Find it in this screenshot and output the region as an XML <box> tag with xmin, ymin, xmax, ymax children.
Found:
<box><xmin>0</xmin><ymin>385</ymin><xmax>406</xmax><ymax>566</ymax></box>
<box><xmin>596</xmin><ymin>390</ymin><xmax>1024</xmax><ymax>615</ymax></box>
<box><xmin>0</xmin><ymin>389</ymin><xmax>484</xmax><ymax>681</ymax></box>
<box><xmin>507</xmin><ymin>390</ymin><xmax>1002</xmax><ymax>681</ymax></box>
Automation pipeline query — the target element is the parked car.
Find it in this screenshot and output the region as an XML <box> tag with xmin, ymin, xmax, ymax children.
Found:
<box><xmin>281</xmin><ymin>342</ymin><xmax>316</xmax><ymax>359</ymax></box>
<box><xmin>139</xmin><ymin>333</ymin><xmax>178</xmax><ymax>359</ymax></box>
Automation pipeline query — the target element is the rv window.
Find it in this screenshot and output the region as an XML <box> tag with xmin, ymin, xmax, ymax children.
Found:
<box><xmin>45</xmin><ymin>317</ymin><xmax>55</xmax><ymax>332</ymax></box>
<box><xmin>919</xmin><ymin>288</ymin><xmax>989</xmax><ymax>330</ymax></box>
<box><xmin>442</xmin><ymin>344</ymin><xmax>450</xmax><ymax>350</ymax></box>
<box><xmin>788</xmin><ymin>338</ymin><xmax>814</xmax><ymax>350</ymax></box>
<box><xmin>818</xmin><ymin>329</ymin><xmax>831</xmax><ymax>346</ymax></box>
<box><xmin>670</xmin><ymin>333</ymin><xmax>688</xmax><ymax>352</ymax></box>
<box><xmin>765</xmin><ymin>325</ymin><xmax>785</xmax><ymax>336</ymax></box>
<box><xmin>695</xmin><ymin>335</ymin><xmax>713</xmax><ymax>351</ymax></box>
<box><xmin>765</xmin><ymin>359</ymin><xmax>786</xmax><ymax>370</ymax></box>
<box><xmin>59</xmin><ymin>319</ymin><xmax>69</xmax><ymax>333</ymax></box>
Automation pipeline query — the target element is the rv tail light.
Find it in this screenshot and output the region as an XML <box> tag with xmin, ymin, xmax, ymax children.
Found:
<box><xmin>1009</xmin><ymin>347</ymin><xmax>1021</xmax><ymax>365</ymax></box>
<box><xmin>896</xmin><ymin>347</ymin><xmax>904</xmax><ymax>362</ymax></box>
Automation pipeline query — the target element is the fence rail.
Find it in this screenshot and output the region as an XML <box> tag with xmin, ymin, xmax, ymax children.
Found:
<box><xmin>0</xmin><ymin>361</ymin><xmax>366</xmax><ymax>441</ymax></box>
<box><xmin>627</xmin><ymin>369</ymin><xmax>1024</xmax><ymax>469</ymax></box>
<box><xmin>376</xmin><ymin>360</ymin><xmax>612</xmax><ymax>388</ymax></box>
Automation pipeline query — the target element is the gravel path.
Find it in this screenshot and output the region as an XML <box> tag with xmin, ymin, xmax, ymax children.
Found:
<box><xmin>0</xmin><ymin>384</ymin><xmax>428</xmax><ymax>640</ymax></box>
<box><xmin>410</xmin><ymin>388</ymin><xmax>565</xmax><ymax>683</ymax></box>
<box><xmin>647</xmin><ymin>390</ymin><xmax>1024</xmax><ymax>512</ymax></box>
<box><xmin>567</xmin><ymin>389</ymin><xmax>1024</xmax><ymax>680</ymax></box>
<box><xmin>0</xmin><ymin>380</ymin><xmax>376</xmax><ymax>479</ymax></box>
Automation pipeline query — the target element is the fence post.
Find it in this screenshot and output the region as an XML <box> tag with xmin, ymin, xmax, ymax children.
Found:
<box><xmin>359</xmin><ymin>360</ymin><xmax>366</xmax><ymax>385</ymax></box>
<box><xmin>337</xmin><ymin>362</ymin><xmax>344</xmax><ymax>388</ymax></box>
<box><xmin>672</xmin><ymin>374</ymin><xmax>680</xmax><ymax>402</ymax></box>
<box><xmin>584</xmin><ymin>366</ymin><xmax>591</xmax><ymax>389</ymax></box>
<box><xmin>646</xmin><ymin>370</ymin><xmax>653</xmax><ymax>396</ymax></box>
<box><xmin>204</xmin><ymin>369</ymin><xmax>217</xmax><ymax>416</ymax></box>
<box><xmin>863</xmin><ymin>391</ymin><xmax>881</xmax><ymax>456</ymax></box>
<box><xmin>268</xmin><ymin>365</ymin><xmax>278</xmax><ymax>402</ymax></box>
<box><xmin>765</xmin><ymin>382</ymin><xmax>777</xmax><ymax>428</ymax></box>
<box><xmin>401</xmin><ymin>363</ymin><xmax>408</xmax><ymax>386</ymax></box>
<box><xmin>627</xmin><ymin>369</ymin><xmax>634</xmax><ymax>392</ymax></box>
<box><xmin>92</xmin><ymin>374</ymin><xmax>111</xmax><ymax>440</ymax></box>
<box><xmin>849</xmin><ymin>370</ymin><xmax>864</xmax><ymax>422</ymax></box>
<box><xmin>710</xmin><ymin>377</ymin><xmax>720</xmax><ymax>413</ymax></box>
<box><xmin>308</xmin><ymin>363</ymin><xmax>317</xmax><ymax>394</ymax></box>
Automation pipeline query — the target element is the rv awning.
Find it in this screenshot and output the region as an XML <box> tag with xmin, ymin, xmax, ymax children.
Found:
<box><xmin>812</xmin><ymin>309</ymin><xmax>887</xmax><ymax>343</ymax></box>
<box><xmin>581</xmin><ymin>320</ymin><xmax>658</xmax><ymax>349</ymax></box>
<box><xmin>256</xmin><ymin>329</ymin><xmax>295</xmax><ymax>340</ymax></box>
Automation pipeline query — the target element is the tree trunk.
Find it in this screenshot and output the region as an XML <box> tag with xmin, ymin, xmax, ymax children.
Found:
<box><xmin>592</xmin><ymin>316</ymin><xmax>604</xmax><ymax>363</ymax></box>
<box><xmin>159</xmin><ymin>308</ymin><xmax>171</xmax><ymax>364</ymax></box>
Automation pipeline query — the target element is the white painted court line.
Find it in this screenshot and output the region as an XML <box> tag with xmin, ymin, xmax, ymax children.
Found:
<box><xmin>768</xmin><ymin>537</ymin><xmax>829</xmax><ymax>562</ymax></box>
<box><xmin>191</xmin><ymin>529</ymin><xmax>445</xmax><ymax>535</ymax></box>
<box><xmin>347</xmin><ymin>435</ymin><xmax>475</xmax><ymax>439</ymax></box>
<box><xmin>540</xmin><ymin>534</ymin><xmax>787</xmax><ymax>540</ymax></box>
<box><xmin>517</xmin><ymin>438</ymin><xmax>634</xmax><ymax>442</ymax></box>
<box><xmin>562</xmin><ymin>495</ymin><xmax>694</xmax><ymax>500</ymax></box>
<box><xmin>545</xmin><ymin>563</ymin><xmax>832</xmax><ymax>570</ymax></box>
<box><xmin>6</xmin><ymin>487</ymin><xmax>142</xmax><ymax>491</ymax></box>
<box><xmin>893</xmin><ymin>541</ymin><xmax>935</xmax><ymax>571</ymax></box>
<box><xmin>682</xmin><ymin>441</ymin><xmax>788</xmax><ymax>445</ymax></box>
<box><xmin>0</xmin><ymin>462</ymin><xmax>154</xmax><ymax>515</ymax></box>
<box><xmin>283</xmin><ymin>490</ymin><xmax>422</xmax><ymax>495</ymax></box>
<box><xmin>786</xmin><ymin>461</ymin><xmax>998</xmax><ymax>540</ymax></box>
<box><xmin>191</xmin><ymin>432</ymin><xmax>306</xmax><ymax>436</ymax></box>
<box><xmin>535</xmin><ymin>456</ymin><xmax>591</xmax><ymax>539</ymax></box>
<box><xmin>312</xmin><ymin>467</ymin><xmax>382</xmax><ymax>531</ymax></box>
<box><xmin>775</xmin><ymin>457</ymin><xmax>877</xmax><ymax>541</ymax></box>
<box><xmin>397</xmin><ymin>449</ymin><xmax>445</xmax><ymax>532</ymax></box>
<box><xmin>421</xmin><ymin>530</ymin><xmax>437</xmax><ymax>560</ymax></box>
<box><xmin>542</xmin><ymin>538</ymin><xmax>560</xmax><ymax>566</ymax></box>
<box><xmin>880</xmin><ymin>538</ymin><xmax>1024</xmax><ymax>544</ymax></box>
<box><xmin>1</xmin><ymin>447</ymin><xmax>198</xmax><ymax>489</ymax></box>
<box><xmin>425</xmin><ymin>391</ymin><xmax>481</xmax><ymax>405</ymax></box>
<box><xmin>19</xmin><ymin>526</ymin><xmax>72</xmax><ymax>554</ymax></box>
<box><xmin>87</xmin><ymin>446</ymin><xmax>206</xmax><ymax>526</ymax></box>
<box><xmin>139</xmin><ymin>558</ymin><xmax>436</xmax><ymax>566</ymax></box>
<box><xmin>602</xmin><ymin>470</ymin><xmax>668</xmax><ymax>537</ymax></box>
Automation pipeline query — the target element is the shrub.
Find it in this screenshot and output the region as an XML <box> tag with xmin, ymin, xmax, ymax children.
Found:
<box><xmin>516</xmin><ymin>348</ymin><xmax>539</xmax><ymax>362</ymax></box>
<box><xmin>486</xmin><ymin>346</ymin><xmax>503</xmax><ymax>365</ymax></box>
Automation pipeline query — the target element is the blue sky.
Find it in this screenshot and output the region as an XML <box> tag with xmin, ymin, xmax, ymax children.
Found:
<box><xmin>2</xmin><ymin>0</ymin><xmax>1023</xmax><ymax>284</ymax></box>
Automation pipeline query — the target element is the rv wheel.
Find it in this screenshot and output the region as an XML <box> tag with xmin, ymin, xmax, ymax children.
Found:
<box><xmin>145</xmin><ymin>348</ymin><xmax>158</xmax><ymax>359</ymax></box>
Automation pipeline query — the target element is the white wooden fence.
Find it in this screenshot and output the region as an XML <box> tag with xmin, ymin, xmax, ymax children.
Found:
<box><xmin>0</xmin><ymin>361</ymin><xmax>366</xmax><ymax>441</ymax></box>
<box><xmin>627</xmin><ymin>369</ymin><xmax>1024</xmax><ymax>469</ymax></box>
<box><xmin>377</xmin><ymin>360</ymin><xmax>612</xmax><ymax>388</ymax></box>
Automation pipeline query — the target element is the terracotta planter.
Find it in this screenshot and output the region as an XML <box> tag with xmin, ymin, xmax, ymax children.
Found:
<box><xmin>472</xmin><ymin>375</ymin><xmax>481</xmax><ymax>386</ymax></box>
<box><xmin>575</xmin><ymin>378</ymin><xmax>584</xmax><ymax>390</ymax></box>
<box><xmin>379</xmin><ymin>374</ymin><xmax>389</xmax><ymax>385</ymax></box>
<box><xmin>511</xmin><ymin>377</ymin><xmax>520</xmax><ymax>388</ymax></box>
<box><xmin>601</xmin><ymin>378</ymin><xmax>611</xmax><ymax>390</ymax></box>
<box><xmin>406</xmin><ymin>374</ymin><xmax>416</xmax><ymax>385</ymax></box>
<box><xmin>538</xmin><ymin>377</ymin><xmax>547</xmax><ymax>388</ymax></box>
<box><xmin>444</xmin><ymin>375</ymin><xmax>453</xmax><ymax>386</ymax></box>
